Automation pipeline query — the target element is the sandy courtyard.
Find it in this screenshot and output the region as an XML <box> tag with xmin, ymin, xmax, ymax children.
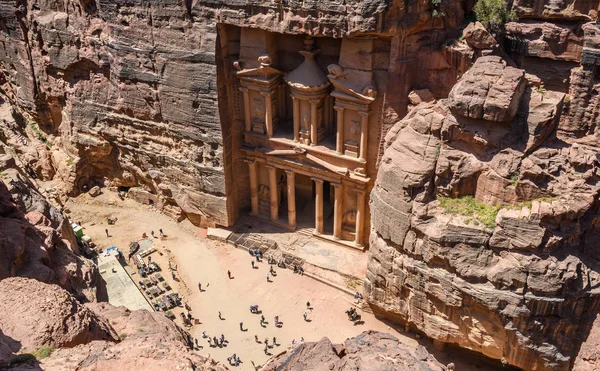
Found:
<box><xmin>66</xmin><ymin>192</ymin><xmax>493</xmax><ymax>370</ymax></box>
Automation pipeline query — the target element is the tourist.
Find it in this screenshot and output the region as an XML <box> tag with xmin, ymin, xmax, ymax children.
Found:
<box><xmin>303</xmin><ymin>312</ymin><xmax>308</xmax><ymax>321</ymax></box>
<box><xmin>228</xmin><ymin>270</ymin><xmax>232</xmax><ymax>279</ymax></box>
<box><xmin>227</xmin><ymin>356</ymin><xmax>232</xmax><ymax>365</ymax></box>
<box><xmin>213</xmin><ymin>336</ymin><xmax>218</xmax><ymax>347</ymax></box>
<box><xmin>269</xmin><ymin>266</ymin><xmax>275</xmax><ymax>275</ymax></box>
<box><xmin>306</xmin><ymin>301</ymin><xmax>311</xmax><ymax>310</ymax></box>
<box><xmin>187</xmin><ymin>312</ymin><xmax>192</xmax><ymax>321</ymax></box>
<box><xmin>251</xmin><ymin>261</ymin><xmax>255</xmax><ymax>269</ymax></box>
<box><xmin>208</xmin><ymin>337</ymin><xmax>212</xmax><ymax>346</ymax></box>
<box><xmin>159</xmin><ymin>228</ymin><xmax>165</xmax><ymax>236</ymax></box>
<box><xmin>198</xmin><ymin>283</ymin><xmax>202</xmax><ymax>291</ymax></box>
<box><xmin>220</xmin><ymin>334</ymin><xmax>225</xmax><ymax>344</ymax></box>
<box><xmin>264</xmin><ymin>338</ymin><xmax>268</xmax><ymax>347</ymax></box>
<box><xmin>202</xmin><ymin>331</ymin><xmax>207</xmax><ymax>338</ymax></box>
<box><xmin>274</xmin><ymin>315</ymin><xmax>279</xmax><ymax>327</ymax></box>
<box><xmin>218</xmin><ymin>311</ymin><xmax>222</xmax><ymax>320</ymax></box>
<box><xmin>148</xmin><ymin>256</ymin><xmax>152</xmax><ymax>264</ymax></box>
<box><xmin>172</xmin><ymin>271</ymin><xmax>176</xmax><ymax>280</ymax></box>
<box><xmin>292</xmin><ymin>339</ymin><xmax>297</xmax><ymax>345</ymax></box>
<box><xmin>261</xmin><ymin>315</ymin><xmax>265</xmax><ymax>324</ymax></box>
<box><xmin>301</xmin><ymin>337</ymin><xmax>304</xmax><ymax>343</ymax></box>
<box><xmin>151</xmin><ymin>231</ymin><xmax>155</xmax><ymax>238</ymax></box>
<box><xmin>255</xmin><ymin>335</ymin><xmax>259</xmax><ymax>343</ymax></box>
<box><xmin>266</xmin><ymin>273</ymin><xmax>270</xmax><ymax>282</ymax></box>
<box><xmin>194</xmin><ymin>338</ymin><xmax>198</xmax><ymax>348</ymax></box>
<box><xmin>264</xmin><ymin>345</ymin><xmax>268</xmax><ymax>354</ymax></box>
<box><xmin>236</xmin><ymin>356</ymin><xmax>241</xmax><ymax>365</ymax></box>
<box><xmin>293</xmin><ymin>265</ymin><xmax>298</xmax><ymax>274</ymax></box>
<box><xmin>239</xmin><ymin>322</ymin><xmax>244</xmax><ymax>331</ymax></box>
<box><xmin>273</xmin><ymin>336</ymin><xmax>277</xmax><ymax>346</ymax></box>
<box><xmin>105</xmin><ymin>228</ymin><xmax>109</xmax><ymax>237</ymax></box>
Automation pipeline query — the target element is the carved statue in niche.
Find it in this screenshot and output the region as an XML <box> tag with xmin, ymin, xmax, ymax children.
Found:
<box><xmin>342</xmin><ymin>209</ymin><xmax>357</xmax><ymax>231</ymax></box>
<box><xmin>258</xmin><ymin>184</ymin><xmax>270</xmax><ymax>200</ymax></box>
<box><xmin>349</xmin><ymin>120</ymin><xmax>360</xmax><ymax>136</ymax></box>
<box><xmin>253</xmin><ymin>98</ymin><xmax>263</xmax><ymax>117</ymax></box>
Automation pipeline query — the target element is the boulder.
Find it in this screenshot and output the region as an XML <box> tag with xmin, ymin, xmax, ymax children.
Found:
<box><xmin>89</xmin><ymin>186</ymin><xmax>102</xmax><ymax>197</ymax></box>
<box><xmin>263</xmin><ymin>331</ymin><xmax>445</xmax><ymax>371</ymax></box>
<box><xmin>408</xmin><ymin>89</ymin><xmax>435</xmax><ymax>105</ymax></box>
<box><xmin>462</xmin><ymin>22</ymin><xmax>496</xmax><ymax>50</ymax></box>
<box><xmin>448</xmin><ymin>56</ymin><xmax>526</xmax><ymax>122</ymax></box>
<box><xmin>0</xmin><ymin>278</ymin><xmax>118</xmax><ymax>351</ymax></box>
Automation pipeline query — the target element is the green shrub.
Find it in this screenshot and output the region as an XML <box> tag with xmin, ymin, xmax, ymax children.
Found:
<box><xmin>31</xmin><ymin>346</ymin><xmax>55</xmax><ymax>360</ymax></box>
<box><xmin>474</xmin><ymin>0</ymin><xmax>516</xmax><ymax>33</ymax></box>
<box><xmin>8</xmin><ymin>353</ymin><xmax>37</xmax><ymax>366</ymax></box>
<box><xmin>439</xmin><ymin>196</ymin><xmax>500</xmax><ymax>228</ymax></box>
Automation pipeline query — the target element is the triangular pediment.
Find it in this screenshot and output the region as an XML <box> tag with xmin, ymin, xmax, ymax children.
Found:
<box><xmin>237</xmin><ymin>66</ymin><xmax>283</xmax><ymax>84</ymax></box>
<box><xmin>328</xmin><ymin>76</ymin><xmax>376</xmax><ymax>104</ymax></box>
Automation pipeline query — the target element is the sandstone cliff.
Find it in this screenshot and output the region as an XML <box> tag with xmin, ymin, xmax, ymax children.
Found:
<box><xmin>0</xmin><ymin>277</ymin><xmax>225</xmax><ymax>371</ymax></box>
<box><xmin>365</xmin><ymin>51</ymin><xmax>600</xmax><ymax>370</ymax></box>
<box><xmin>0</xmin><ymin>0</ymin><xmax>472</xmax><ymax>227</ymax></box>
<box><xmin>0</xmin><ymin>146</ymin><xmax>100</xmax><ymax>301</ymax></box>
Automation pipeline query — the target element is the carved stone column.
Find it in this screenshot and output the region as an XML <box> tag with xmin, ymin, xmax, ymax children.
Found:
<box><xmin>292</xmin><ymin>96</ymin><xmax>300</xmax><ymax>142</ymax></box>
<box><xmin>333</xmin><ymin>183</ymin><xmax>343</xmax><ymax>239</ymax></box>
<box><xmin>267</xmin><ymin>165</ymin><xmax>278</xmax><ymax>220</ymax></box>
<box><xmin>247</xmin><ymin>160</ymin><xmax>259</xmax><ymax>215</ymax></box>
<box><xmin>262</xmin><ymin>92</ymin><xmax>273</xmax><ymax>137</ymax></box>
<box><xmin>359</xmin><ymin>111</ymin><xmax>369</xmax><ymax>163</ymax></box>
<box><xmin>310</xmin><ymin>99</ymin><xmax>319</xmax><ymax>146</ymax></box>
<box><xmin>355</xmin><ymin>190</ymin><xmax>366</xmax><ymax>247</ymax></box>
<box><xmin>313</xmin><ymin>178</ymin><xmax>324</xmax><ymax>234</ymax></box>
<box><xmin>335</xmin><ymin>106</ymin><xmax>344</xmax><ymax>154</ymax></box>
<box><xmin>240</xmin><ymin>87</ymin><xmax>251</xmax><ymax>132</ymax></box>
<box><xmin>286</xmin><ymin>170</ymin><xmax>296</xmax><ymax>228</ymax></box>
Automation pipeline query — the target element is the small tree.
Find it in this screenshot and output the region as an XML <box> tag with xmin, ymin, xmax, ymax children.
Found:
<box><xmin>474</xmin><ymin>0</ymin><xmax>516</xmax><ymax>34</ymax></box>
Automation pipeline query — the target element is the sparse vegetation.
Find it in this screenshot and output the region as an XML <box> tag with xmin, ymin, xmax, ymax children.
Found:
<box><xmin>439</xmin><ymin>196</ymin><xmax>501</xmax><ymax>228</ymax></box>
<box><xmin>29</xmin><ymin>123</ymin><xmax>52</xmax><ymax>148</ymax></box>
<box><xmin>119</xmin><ymin>333</ymin><xmax>128</xmax><ymax>340</ymax></box>
<box><xmin>31</xmin><ymin>346</ymin><xmax>55</xmax><ymax>360</ymax></box>
<box><xmin>510</xmin><ymin>172</ymin><xmax>519</xmax><ymax>186</ymax></box>
<box><xmin>438</xmin><ymin>195</ymin><xmax>558</xmax><ymax>228</ymax></box>
<box><xmin>536</xmin><ymin>86</ymin><xmax>547</xmax><ymax>95</ymax></box>
<box><xmin>473</xmin><ymin>0</ymin><xmax>516</xmax><ymax>34</ymax></box>
<box><xmin>137</xmin><ymin>328</ymin><xmax>144</xmax><ymax>333</ymax></box>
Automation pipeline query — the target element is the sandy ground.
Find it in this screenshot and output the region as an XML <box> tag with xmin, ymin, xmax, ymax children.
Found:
<box><xmin>66</xmin><ymin>192</ymin><xmax>496</xmax><ymax>371</ymax></box>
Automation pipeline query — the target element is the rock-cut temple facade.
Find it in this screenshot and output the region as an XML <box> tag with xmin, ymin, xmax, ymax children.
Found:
<box><xmin>222</xmin><ymin>27</ymin><xmax>389</xmax><ymax>248</ymax></box>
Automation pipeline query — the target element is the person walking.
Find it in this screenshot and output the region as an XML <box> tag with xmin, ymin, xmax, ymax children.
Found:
<box><xmin>239</xmin><ymin>322</ymin><xmax>244</xmax><ymax>331</ymax></box>
<box><xmin>264</xmin><ymin>345</ymin><xmax>268</xmax><ymax>354</ymax></box>
<box><xmin>306</xmin><ymin>301</ymin><xmax>311</xmax><ymax>310</ymax></box>
<box><xmin>261</xmin><ymin>315</ymin><xmax>265</xmax><ymax>324</ymax></box>
<box><xmin>255</xmin><ymin>335</ymin><xmax>259</xmax><ymax>343</ymax></box>
<box><xmin>227</xmin><ymin>270</ymin><xmax>232</xmax><ymax>279</ymax></box>
<box><xmin>251</xmin><ymin>260</ymin><xmax>255</xmax><ymax>269</ymax></box>
<box><xmin>218</xmin><ymin>311</ymin><xmax>222</xmax><ymax>320</ymax></box>
<box><xmin>159</xmin><ymin>228</ymin><xmax>165</xmax><ymax>236</ymax></box>
<box><xmin>105</xmin><ymin>228</ymin><xmax>109</xmax><ymax>237</ymax></box>
<box><xmin>273</xmin><ymin>336</ymin><xmax>277</xmax><ymax>346</ymax></box>
<box><xmin>151</xmin><ymin>231</ymin><xmax>155</xmax><ymax>238</ymax></box>
<box><xmin>303</xmin><ymin>312</ymin><xmax>308</xmax><ymax>321</ymax></box>
<box><xmin>198</xmin><ymin>283</ymin><xmax>202</xmax><ymax>291</ymax></box>
<box><xmin>266</xmin><ymin>273</ymin><xmax>270</xmax><ymax>282</ymax></box>
<box><xmin>194</xmin><ymin>338</ymin><xmax>198</xmax><ymax>348</ymax></box>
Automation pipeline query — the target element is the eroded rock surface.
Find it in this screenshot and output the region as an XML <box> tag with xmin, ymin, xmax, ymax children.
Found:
<box><xmin>0</xmin><ymin>277</ymin><xmax>117</xmax><ymax>352</ymax></box>
<box><xmin>263</xmin><ymin>330</ymin><xmax>446</xmax><ymax>371</ymax></box>
<box><xmin>365</xmin><ymin>54</ymin><xmax>600</xmax><ymax>371</ymax></box>
<box><xmin>0</xmin><ymin>278</ymin><xmax>225</xmax><ymax>371</ymax></box>
<box><xmin>574</xmin><ymin>314</ymin><xmax>600</xmax><ymax>371</ymax></box>
<box><xmin>0</xmin><ymin>160</ymin><xmax>99</xmax><ymax>301</ymax></box>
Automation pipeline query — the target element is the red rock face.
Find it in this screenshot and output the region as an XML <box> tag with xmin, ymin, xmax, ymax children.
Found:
<box><xmin>263</xmin><ymin>331</ymin><xmax>446</xmax><ymax>371</ymax></box>
<box><xmin>0</xmin><ymin>0</ymin><xmax>471</xmax><ymax>227</ymax></box>
<box><xmin>365</xmin><ymin>53</ymin><xmax>600</xmax><ymax>371</ymax></box>
<box><xmin>0</xmin><ymin>278</ymin><xmax>225</xmax><ymax>371</ymax></box>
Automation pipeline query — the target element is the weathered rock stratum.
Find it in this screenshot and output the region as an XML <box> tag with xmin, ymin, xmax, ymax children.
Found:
<box><xmin>0</xmin><ymin>277</ymin><xmax>226</xmax><ymax>371</ymax></box>
<box><xmin>263</xmin><ymin>330</ymin><xmax>448</xmax><ymax>371</ymax></box>
<box><xmin>365</xmin><ymin>53</ymin><xmax>600</xmax><ymax>371</ymax></box>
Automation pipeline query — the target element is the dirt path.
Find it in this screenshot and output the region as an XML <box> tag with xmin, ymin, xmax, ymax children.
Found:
<box><xmin>66</xmin><ymin>192</ymin><xmax>492</xmax><ymax>370</ymax></box>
